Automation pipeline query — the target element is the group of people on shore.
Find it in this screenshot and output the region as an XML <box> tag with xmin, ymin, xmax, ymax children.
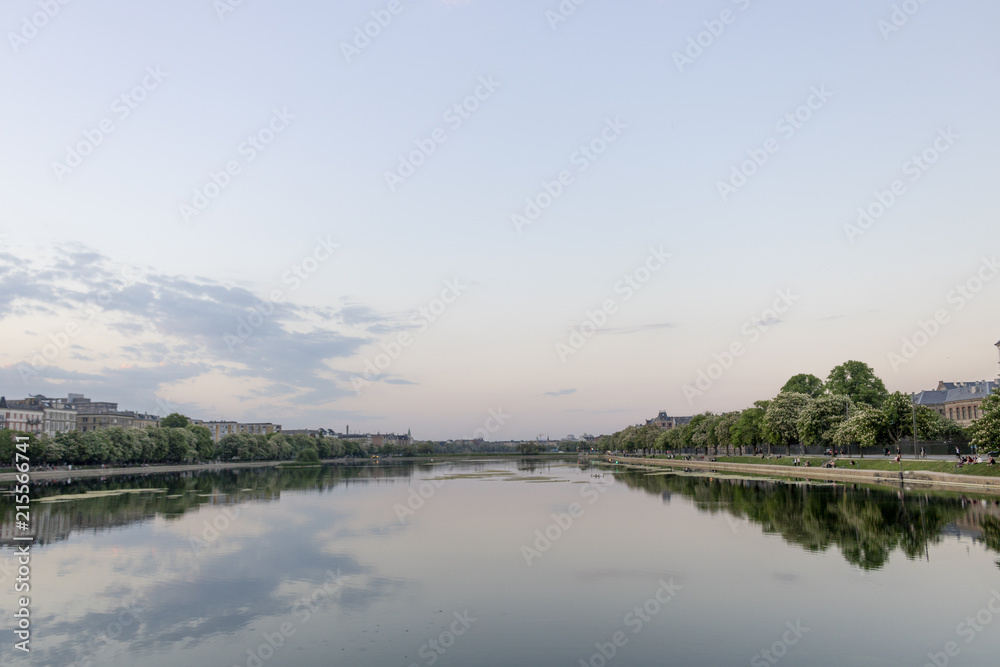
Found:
<box><xmin>957</xmin><ymin>454</ymin><xmax>995</xmax><ymax>466</ymax></box>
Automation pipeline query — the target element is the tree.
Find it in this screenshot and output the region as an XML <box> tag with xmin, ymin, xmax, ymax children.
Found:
<box><xmin>658</xmin><ymin>427</ymin><xmax>684</xmax><ymax>453</ymax></box>
<box><xmin>160</xmin><ymin>413</ymin><xmax>190</xmax><ymax>428</ymax></box>
<box><xmin>614</xmin><ymin>424</ymin><xmax>659</xmax><ymax>455</ymax></box>
<box><xmin>217</xmin><ymin>434</ymin><xmax>240</xmax><ymax>460</ymax></box>
<box><xmin>0</xmin><ymin>429</ymin><xmax>36</xmax><ymax>465</ymax></box>
<box><xmin>880</xmin><ymin>392</ymin><xmax>941</xmax><ymax>449</ymax></box>
<box><xmin>104</xmin><ymin>427</ymin><xmax>141</xmax><ymax>464</ymax></box>
<box><xmin>970</xmin><ymin>388</ymin><xmax>1000</xmax><ymax>452</ymax></box>
<box><xmin>796</xmin><ymin>395</ymin><xmax>854</xmax><ymax>450</ymax></box>
<box><xmin>680</xmin><ymin>413</ymin><xmax>716</xmax><ymax>454</ymax></box>
<box><xmin>714</xmin><ymin>412</ymin><xmax>740</xmax><ymax>456</ymax></box>
<box><xmin>165</xmin><ymin>428</ymin><xmax>196</xmax><ymax>462</ymax></box>
<box><xmin>186</xmin><ymin>424</ymin><xmax>216</xmax><ymax>460</ymax></box>
<box><xmin>763</xmin><ymin>393</ymin><xmax>813</xmax><ymax>454</ymax></box>
<box><xmin>731</xmin><ymin>407</ymin><xmax>765</xmax><ymax>455</ymax></box>
<box><xmin>780</xmin><ymin>374</ymin><xmax>825</xmax><ymax>398</ymax></box>
<box><xmin>826</xmin><ymin>361</ymin><xmax>888</xmax><ymax>408</ymax></box>
<box><xmin>516</xmin><ymin>442</ymin><xmax>544</xmax><ymax>454</ymax></box>
<box><xmin>296</xmin><ymin>447</ymin><xmax>320</xmax><ymax>463</ymax></box>
<box><xmin>833</xmin><ymin>406</ymin><xmax>883</xmax><ymax>456</ymax></box>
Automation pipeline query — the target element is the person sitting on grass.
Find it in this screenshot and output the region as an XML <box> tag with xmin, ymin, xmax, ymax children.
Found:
<box><xmin>851</xmin><ymin>460</ymin><xmax>857</xmax><ymax>466</ymax></box>
<box><xmin>990</xmin><ymin>455</ymin><xmax>996</xmax><ymax>466</ymax></box>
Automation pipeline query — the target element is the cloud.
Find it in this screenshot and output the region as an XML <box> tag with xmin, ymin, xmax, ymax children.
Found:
<box><xmin>595</xmin><ymin>322</ymin><xmax>674</xmax><ymax>336</ymax></box>
<box><xmin>0</xmin><ymin>246</ymin><xmax>406</xmax><ymax>418</ymax></box>
<box><xmin>544</xmin><ymin>388</ymin><xmax>576</xmax><ymax>397</ymax></box>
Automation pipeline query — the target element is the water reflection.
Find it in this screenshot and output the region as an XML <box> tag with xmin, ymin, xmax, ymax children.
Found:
<box><xmin>606</xmin><ymin>465</ymin><xmax>1000</xmax><ymax>570</ymax></box>
<box><xmin>2</xmin><ymin>460</ymin><xmax>1000</xmax><ymax>666</ymax></box>
<box><xmin>0</xmin><ymin>463</ymin><xmax>428</xmax><ymax>546</ymax></box>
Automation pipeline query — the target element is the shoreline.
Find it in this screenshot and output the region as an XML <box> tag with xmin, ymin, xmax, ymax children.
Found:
<box><xmin>599</xmin><ymin>455</ymin><xmax>1000</xmax><ymax>494</ymax></box>
<box><xmin>0</xmin><ymin>453</ymin><xmax>574</xmax><ymax>483</ymax></box>
<box><xmin>0</xmin><ymin>460</ymin><xmax>283</xmax><ymax>483</ymax></box>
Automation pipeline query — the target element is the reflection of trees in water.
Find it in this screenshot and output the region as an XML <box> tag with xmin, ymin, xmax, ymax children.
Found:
<box><xmin>610</xmin><ymin>469</ymin><xmax>990</xmax><ymax>570</ymax></box>
<box><xmin>0</xmin><ymin>463</ymin><xmax>424</xmax><ymax>546</ymax></box>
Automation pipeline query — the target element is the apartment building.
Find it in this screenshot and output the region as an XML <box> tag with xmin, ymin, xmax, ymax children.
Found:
<box><xmin>202</xmin><ymin>421</ymin><xmax>281</xmax><ymax>442</ymax></box>
<box><xmin>0</xmin><ymin>397</ymin><xmax>44</xmax><ymax>434</ymax></box>
<box><xmin>76</xmin><ymin>411</ymin><xmax>135</xmax><ymax>432</ymax></box>
<box><xmin>5</xmin><ymin>395</ymin><xmax>76</xmax><ymax>436</ymax></box>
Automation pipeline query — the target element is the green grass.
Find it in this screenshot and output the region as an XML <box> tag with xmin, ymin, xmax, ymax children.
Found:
<box><xmin>712</xmin><ymin>456</ymin><xmax>1000</xmax><ymax>476</ymax></box>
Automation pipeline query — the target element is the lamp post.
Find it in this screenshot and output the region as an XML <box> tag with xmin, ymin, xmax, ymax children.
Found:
<box><xmin>911</xmin><ymin>393</ymin><xmax>919</xmax><ymax>459</ymax></box>
<box><xmin>844</xmin><ymin>397</ymin><xmax>851</xmax><ymax>458</ymax></box>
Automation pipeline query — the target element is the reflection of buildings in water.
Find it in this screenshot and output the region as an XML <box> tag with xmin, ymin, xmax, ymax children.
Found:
<box><xmin>0</xmin><ymin>465</ymin><xmax>415</xmax><ymax>548</ymax></box>
<box><xmin>947</xmin><ymin>498</ymin><xmax>1000</xmax><ymax>547</ymax></box>
<box><xmin>0</xmin><ymin>487</ymin><xmax>276</xmax><ymax>547</ymax></box>
<box><xmin>0</xmin><ymin>501</ymin><xmax>158</xmax><ymax>546</ymax></box>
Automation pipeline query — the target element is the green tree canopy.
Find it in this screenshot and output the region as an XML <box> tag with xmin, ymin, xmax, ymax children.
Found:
<box><xmin>186</xmin><ymin>424</ymin><xmax>215</xmax><ymax>460</ymax></box>
<box><xmin>970</xmin><ymin>387</ymin><xmax>1000</xmax><ymax>451</ymax></box>
<box><xmin>296</xmin><ymin>447</ymin><xmax>320</xmax><ymax>463</ymax></box>
<box><xmin>780</xmin><ymin>373</ymin><xmax>825</xmax><ymax>398</ymax></box>
<box><xmin>880</xmin><ymin>392</ymin><xmax>941</xmax><ymax>446</ymax></box>
<box><xmin>826</xmin><ymin>361</ymin><xmax>888</xmax><ymax>408</ymax></box>
<box><xmin>763</xmin><ymin>392</ymin><xmax>813</xmax><ymax>451</ymax></box>
<box><xmin>833</xmin><ymin>405</ymin><xmax>883</xmax><ymax>453</ymax></box>
<box><xmin>160</xmin><ymin>413</ymin><xmax>190</xmax><ymax>428</ymax></box>
<box><xmin>731</xmin><ymin>407</ymin><xmax>766</xmax><ymax>453</ymax></box>
<box><xmin>713</xmin><ymin>412</ymin><xmax>741</xmax><ymax>454</ymax></box>
<box><xmin>796</xmin><ymin>394</ymin><xmax>854</xmax><ymax>448</ymax></box>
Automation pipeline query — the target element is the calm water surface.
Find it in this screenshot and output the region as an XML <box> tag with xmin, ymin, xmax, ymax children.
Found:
<box><xmin>3</xmin><ymin>458</ymin><xmax>1000</xmax><ymax>666</ymax></box>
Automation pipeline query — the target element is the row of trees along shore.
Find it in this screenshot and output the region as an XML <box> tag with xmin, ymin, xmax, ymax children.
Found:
<box><xmin>0</xmin><ymin>413</ymin><xmax>570</xmax><ymax>466</ymax></box>
<box><xmin>0</xmin><ymin>413</ymin><xmax>436</xmax><ymax>467</ymax></box>
<box><xmin>598</xmin><ymin>360</ymin><xmax>1000</xmax><ymax>457</ymax></box>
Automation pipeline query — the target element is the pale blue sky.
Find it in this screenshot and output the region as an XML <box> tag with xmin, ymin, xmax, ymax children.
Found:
<box><xmin>1</xmin><ymin>0</ymin><xmax>998</xmax><ymax>439</ymax></box>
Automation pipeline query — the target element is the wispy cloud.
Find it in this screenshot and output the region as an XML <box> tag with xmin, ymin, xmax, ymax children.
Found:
<box><xmin>0</xmin><ymin>246</ymin><xmax>407</xmax><ymax>417</ymax></box>
<box><xmin>596</xmin><ymin>322</ymin><xmax>674</xmax><ymax>336</ymax></box>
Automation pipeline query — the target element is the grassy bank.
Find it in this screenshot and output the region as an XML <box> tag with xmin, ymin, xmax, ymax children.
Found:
<box><xmin>713</xmin><ymin>456</ymin><xmax>1000</xmax><ymax>477</ymax></box>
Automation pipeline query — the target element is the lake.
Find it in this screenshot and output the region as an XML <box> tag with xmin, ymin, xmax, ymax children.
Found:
<box><xmin>2</xmin><ymin>457</ymin><xmax>1000</xmax><ymax>666</ymax></box>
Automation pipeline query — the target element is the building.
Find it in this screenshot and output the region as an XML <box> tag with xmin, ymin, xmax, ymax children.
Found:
<box><xmin>203</xmin><ymin>421</ymin><xmax>239</xmax><ymax>442</ymax></box>
<box><xmin>371</xmin><ymin>433</ymin><xmax>411</xmax><ymax>449</ymax></box>
<box><xmin>912</xmin><ymin>339</ymin><xmax>1000</xmax><ymax>427</ymax></box>
<box><xmin>128</xmin><ymin>412</ymin><xmax>160</xmax><ymax>429</ymax></box>
<box><xmin>913</xmin><ymin>381</ymin><xmax>997</xmax><ymax>427</ymax></box>
<box><xmin>202</xmin><ymin>421</ymin><xmax>282</xmax><ymax>442</ymax></box>
<box><xmin>41</xmin><ymin>405</ymin><xmax>77</xmax><ymax>436</ymax></box>
<box><xmin>5</xmin><ymin>395</ymin><xmax>76</xmax><ymax>436</ymax></box>
<box><xmin>645</xmin><ymin>411</ymin><xmax>693</xmax><ymax>430</ymax></box>
<box><xmin>0</xmin><ymin>397</ymin><xmax>44</xmax><ymax>434</ymax></box>
<box><xmin>283</xmin><ymin>429</ymin><xmax>321</xmax><ymax>437</ymax></box>
<box><xmin>239</xmin><ymin>423</ymin><xmax>280</xmax><ymax>436</ymax></box>
<box><xmin>76</xmin><ymin>411</ymin><xmax>136</xmax><ymax>432</ymax></box>
<box><xmin>66</xmin><ymin>393</ymin><xmax>119</xmax><ymax>413</ymax></box>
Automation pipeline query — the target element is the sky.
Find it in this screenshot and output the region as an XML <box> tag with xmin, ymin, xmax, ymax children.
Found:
<box><xmin>1</xmin><ymin>0</ymin><xmax>998</xmax><ymax>440</ymax></box>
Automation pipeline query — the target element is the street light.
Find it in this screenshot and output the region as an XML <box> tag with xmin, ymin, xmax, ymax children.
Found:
<box><xmin>845</xmin><ymin>397</ymin><xmax>850</xmax><ymax>458</ymax></box>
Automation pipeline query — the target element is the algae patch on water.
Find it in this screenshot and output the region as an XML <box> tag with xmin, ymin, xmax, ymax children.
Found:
<box><xmin>429</xmin><ymin>470</ymin><xmax>515</xmax><ymax>480</ymax></box>
<box><xmin>37</xmin><ymin>488</ymin><xmax>168</xmax><ymax>503</ymax></box>
<box><xmin>429</xmin><ymin>470</ymin><xmax>567</xmax><ymax>483</ymax></box>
